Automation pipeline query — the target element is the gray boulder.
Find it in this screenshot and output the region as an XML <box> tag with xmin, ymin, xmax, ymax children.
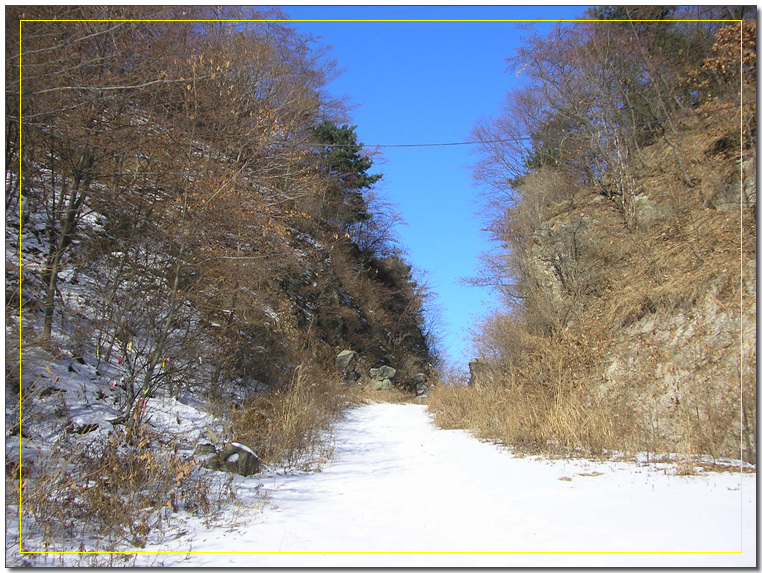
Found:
<box><xmin>414</xmin><ymin>373</ymin><xmax>429</xmax><ymax>397</ymax></box>
<box><xmin>336</xmin><ymin>350</ymin><xmax>358</xmax><ymax>371</ymax></box>
<box><xmin>369</xmin><ymin>365</ymin><xmax>396</xmax><ymax>380</ymax></box>
<box><xmin>336</xmin><ymin>350</ymin><xmax>360</xmax><ymax>385</ymax></box>
<box><xmin>369</xmin><ymin>365</ymin><xmax>396</xmax><ymax>391</ymax></box>
<box><xmin>370</xmin><ymin>378</ymin><xmax>393</xmax><ymax>391</ymax></box>
<box><xmin>193</xmin><ymin>441</ymin><xmax>217</xmax><ymax>456</ymax></box>
<box><xmin>203</xmin><ymin>442</ymin><xmax>260</xmax><ymax>477</ymax></box>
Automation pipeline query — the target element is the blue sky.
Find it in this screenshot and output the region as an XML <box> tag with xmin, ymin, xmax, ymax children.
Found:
<box><xmin>274</xmin><ymin>5</ymin><xmax>588</xmax><ymax>370</ymax></box>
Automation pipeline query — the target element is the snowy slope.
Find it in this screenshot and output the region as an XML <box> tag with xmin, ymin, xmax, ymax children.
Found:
<box><xmin>137</xmin><ymin>403</ymin><xmax>755</xmax><ymax>567</ymax></box>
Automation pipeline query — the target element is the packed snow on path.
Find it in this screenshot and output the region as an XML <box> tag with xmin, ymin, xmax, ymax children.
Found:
<box><xmin>141</xmin><ymin>403</ymin><xmax>755</xmax><ymax>567</ymax></box>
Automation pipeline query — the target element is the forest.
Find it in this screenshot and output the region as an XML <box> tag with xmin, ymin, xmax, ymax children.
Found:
<box><xmin>8</xmin><ymin>5</ymin><xmax>435</xmax><ymax>403</ymax></box>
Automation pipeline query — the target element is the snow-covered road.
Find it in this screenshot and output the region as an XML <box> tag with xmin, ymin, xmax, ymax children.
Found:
<box><xmin>146</xmin><ymin>403</ymin><xmax>755</xmax><ymax>567</ymax></box>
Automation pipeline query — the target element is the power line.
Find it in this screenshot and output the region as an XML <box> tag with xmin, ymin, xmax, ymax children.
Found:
<box><xmin>372</xmin><ymin>140</ymin><xmax>498</xmax><ymax>148</ymax></box>
<box><xmin>303</xmin><ymin>138</ymin><xmax>522</xmax><ymax>149</ymax></box>
<box><xmin>310</xmin><ymin>103</ymin><xmax>743</xmax><ymax>149</ymax></box>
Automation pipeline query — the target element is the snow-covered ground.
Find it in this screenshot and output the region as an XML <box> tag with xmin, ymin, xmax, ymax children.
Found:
<box><xmin>136</xmin><ymin>403</ymin><xmax>755</xmax><ymax>567</ymax></box>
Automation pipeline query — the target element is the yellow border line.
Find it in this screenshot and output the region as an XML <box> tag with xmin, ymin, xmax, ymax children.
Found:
<box><xmin>17</xmin><ymin>16</ymin><xmax>23</xmax><ymax>553</ymax></box>
<box><xmin>739</xmin><ymin>19</ymin><xmax>745</xmax><ymax>555</ymax></box>
<box><xmin>16</xmin><ymin>14</ymin><xmax>748</xmax><ymax>559</ymax></box>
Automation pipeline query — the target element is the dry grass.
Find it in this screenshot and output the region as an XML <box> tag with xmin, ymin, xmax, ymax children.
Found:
<box><xmin>7</xmin><ymin>373</ymin><xmax>238</xmax><ymax>559</ymax></box>
<box><xmin>429</xmin><ymin>366</ymin><xmax>621</xmax><ymax>458</ymax></box>
<box><xmin>429</xmin><ymin>362</ymin><xmax>744</xmax><ymax>462</ymax></box>
<box><xmin>430</xmin><ymin>285</ymin><xmax>746</xmax><ymax>461</ymax></box>
<box><xmin>8</xmin><ymin>422</ymin><xmax>230</xmax><ymax>558</ymax></box>
<box><xmin>8</xmin><ymin>359</ymin><xmax>352</xmax><ymax>561</ymax></box>
<box><xmin>229</xmin><ymin>363</ymin><xmax>350</xmax><ymax>471</ymax></box>
<box><xmin>356</xmin><ymin>385</ymin><xmax>415</xmax><ymax>404</ymax></box>
<box><xmin>227</xmin><ymin>357</ymin><xmax>424</xmax><ymax>473</ymax></box>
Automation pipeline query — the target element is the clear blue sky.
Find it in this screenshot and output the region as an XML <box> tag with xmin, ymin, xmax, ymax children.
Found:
<box><xmin>273</xmin><ymin>5</ymin><xmax>588</xmax><ymax>370</ymax></box>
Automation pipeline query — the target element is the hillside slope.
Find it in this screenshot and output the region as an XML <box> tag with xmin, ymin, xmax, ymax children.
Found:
<box><xmin>6</xmin><ymin>7</ymin><xmax>434</xmax><ymax>556</ymax></box>
<box><xmin>431</xmin><ymin>13</ymin><xmax>756</xmax><ymax>463</ymax></box>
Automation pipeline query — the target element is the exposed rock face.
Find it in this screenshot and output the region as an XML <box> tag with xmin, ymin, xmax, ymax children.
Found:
<box><xmin>511</xmin><ymin>152</ymin><xmax>755</xmax><ymax>460</ymax></box>
<box><xmin>600</xmin><ymin>290</ymin><xmax>744</xmax><ymax>458</ymax></box>
<box><xmin>468</xmin><ymin>359</ymin><xmax>488</xmax><ymax>386</ymax></box>
<box><xmin>200</xmin><ymin>442</ymin><xmax>261</xmax><ymax>476</ymax></box>
<box><xmin>742</xmin><ymin>235</ymin><xmax>756</xmax><ymax>460</ymax></box>
<box><xmin>369</xmin><ymin>365</ymin><xmax>396</xmax><ymax>390</ymax></box>
<box><xmin>414</xmin><ymin>373</ymin><xmax>429</xmax><ymax>397</ymax></box>
<box><xmin>193</xmin><ymin>441</ymin><xmax>217</xmax><ymax>456</ymax></box>
<box><xmin>336</xmin><ymin>350</ymin><xmax>360</xmax><ymax>385</ymax></box>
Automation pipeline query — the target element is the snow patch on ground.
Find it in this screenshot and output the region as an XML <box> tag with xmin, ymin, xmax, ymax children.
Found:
<box><xmin>133</xmin><ymin>403</ymin><xmax>755</xmax><ymax>567</ymax></box>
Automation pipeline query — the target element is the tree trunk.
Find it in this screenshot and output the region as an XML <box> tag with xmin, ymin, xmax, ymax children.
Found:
<box><xmin>41</xmin><ymin>177</ymin><xmax>87</xmax><ymax>347</ymax></box>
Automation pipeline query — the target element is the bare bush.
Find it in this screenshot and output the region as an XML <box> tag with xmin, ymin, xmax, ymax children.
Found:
<box><xmin>12</xmin><ymin>422</ymin><xmax>230</xmax><ymax>555</ymax></box>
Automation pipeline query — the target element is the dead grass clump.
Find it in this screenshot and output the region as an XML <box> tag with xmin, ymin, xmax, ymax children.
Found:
<box><xmin>429</xmin><ymin>370</ymin><xmax>621</xmax><ymax>458</ymax></box>
<box><xmin>594</xmin><ymin>206</ymin><xmax>742</xmax><ymax>334</ymax></box>
<box><xmin>429</xmin><ymin>313</ymin><xmax>623</xmax><ymax>457</ymax></box>
<box><xmin>358</xmin><ymin>384</ymin><xmax>414</xmax><ymax>404</ymax></box>
<box><xmin>13</xmin><ymin>423</ymin><xmax>223</xmax><ymax>554</ymax></box>
<box><xmin>426</xmin><ymin>382</ymin><xmax>473</xmax><ymax>431</ymax></box>
<box><xmin>230</xmin><ymin>363</ymin><xmax>346</xmax><ymax>470</ymax></box>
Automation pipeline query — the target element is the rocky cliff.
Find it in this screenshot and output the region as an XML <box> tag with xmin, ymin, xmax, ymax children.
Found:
<box><xmin>517</xmin><ymin>122</ymin><xmax>755</xmax><ymax>460</ymax></box>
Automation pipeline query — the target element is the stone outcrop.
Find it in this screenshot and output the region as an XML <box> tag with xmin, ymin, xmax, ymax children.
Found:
<box><xmin>411</xmin><ymin>373</ymin><xmax>430</xmax><ymax>404</ymax></box>
<box><xmin>468</xmin><ymin>358</ymin><xmax>488</xmax><ymax>386</ymax></box>
<box><xmin>336</xmin><ymin>350</ymin><xmax>360</xmax><ymax>385</ymax></box>
<box><xmin>337</xmin><ymin>351</ymin><xmax>432</xmax><ymax>399</ymax></box>
<box><xmin>414</xmin><ymin>373</ymin><xmax>429</xmax><ymax>397</ymax></box>
<box><xmin>198</xmin><ymin>441</ymin><xmax>261</xmax><ymax>477</ymax></box>
<box><xmin>369</xmin><ymin>365</ymin><xmax>396</xmax><ymax>390</ymax></box>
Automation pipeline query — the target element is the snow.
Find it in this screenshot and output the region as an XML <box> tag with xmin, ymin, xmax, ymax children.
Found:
<box><xmin>263</xmin><ymin>306</ymin><xmax>280</xmax><ymax>323</ymax></box>
<box><xmin>136</xmin><ymin>403</ymin><xmax>756</xmax><ymax>567</ymax></box>
<box><xmin>231</xmin><ymin>442</ymin><xmax>257</xmax><ymax>458</ymax></box>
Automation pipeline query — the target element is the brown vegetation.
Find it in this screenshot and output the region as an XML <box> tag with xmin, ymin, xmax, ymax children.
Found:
<box><xmin>434</xmin><ymin>11</ymin><xmax>756</xmax><ymax>464</ymax></box>
<box><xmin>229</xmin><ymin>363</ymin><xmax>348</xmax><ymax>471</ymax></box>
<box><xmin>7</xmin><ymin>6</ymin><xmax>435</xmax><ymax>556</ymax></box>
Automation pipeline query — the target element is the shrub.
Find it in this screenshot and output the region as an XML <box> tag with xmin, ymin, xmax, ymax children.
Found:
<box><xmin>429</xmin><ymin>364</ymin><xmax>619</xmax><ymax>458</ymax></box>
<box><xmin>229</xmin><ymin>363</ymin><xmax>348</xmax><ymax>471</ymax></box>
<box><xmin>12</xmin><ymin>422</ymin><xmax>231</xmax><ymax>556</ymax></box>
